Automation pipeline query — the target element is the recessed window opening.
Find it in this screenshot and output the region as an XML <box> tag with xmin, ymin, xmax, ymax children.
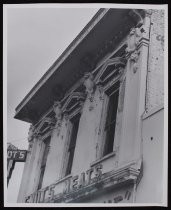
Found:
<box><xmin>65</xmin><ymin>114</ymin><xmax>81</xmax><ymax>176</ymax></box>
<box><xmin>37</xmin><ymin>136</ymin><xmax>51</xmax><ymax>190</ymax></box>
<box><xmin>103</xmin><ymin>85</ymin><xmax>120</xmax><ymax>157</ymax></box>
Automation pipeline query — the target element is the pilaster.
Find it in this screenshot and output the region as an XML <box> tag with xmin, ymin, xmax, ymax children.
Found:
<box><xmin>118</xmin><ymin>11</ymin><xmax>151</xmax><ymax>165</ymax></box>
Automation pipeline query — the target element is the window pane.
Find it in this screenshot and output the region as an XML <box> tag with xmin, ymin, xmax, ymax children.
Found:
<box><xmin>65</xmin><ymin>115</ymin><xmax>80</xmax><ymax>176</ymax></box>
<box><xmin>37</xmin><ymin>137</ymin><xmax>50</xmax><ymax>190</ymax></box>
<box><xmin>37</xmin><ymin>166</ymin><xmax>45</xmax><ymax>190</ymax></box>
<box><xmin>103</xmin><ymin>89</ymin><xmax>119</xmax><ymax>156</ymax></box>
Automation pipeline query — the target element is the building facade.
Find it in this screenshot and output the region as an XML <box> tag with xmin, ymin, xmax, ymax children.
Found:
<box><xmin>15</xmin><ymin>8</ymin><xmax>165</xmax><ymax>204</ymax></box>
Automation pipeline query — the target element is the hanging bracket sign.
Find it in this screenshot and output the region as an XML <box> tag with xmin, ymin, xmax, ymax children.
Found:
<box><xmin>7</xmin><ymin>150</ymin><xmax>27</xmax><ymax>162</ymax></box>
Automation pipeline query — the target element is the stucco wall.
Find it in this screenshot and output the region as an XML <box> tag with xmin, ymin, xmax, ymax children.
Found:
<box><xmin>42</xmin><ymin>117</ymin><xmax>70</xmax><ymax>188</ymax></box>
<box><xmin>136</xmin><ymin>108</ymin><xmax>164</xmax><ymax>203</ymax></box>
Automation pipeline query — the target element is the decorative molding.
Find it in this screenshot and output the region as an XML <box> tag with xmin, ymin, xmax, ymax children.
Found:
<box><xmin>91</xmin><ymin>151</ymin><xmax>116</xmax><ymax>167</ymax></box>
<box><xmin>62</xmin><ymin>92</ymin><xmax>86</xmax><ymax>116</ymax></box>
<box><xmin>28</xmin><ymin>36</ymin><xmax>128</xmax><ymax>129</ymax></box>
<box><xmin>125</xmin><ymin>27</ymin><xmax>142</xmax><ymax>54</ymax></box>
<box><xmin>95</xmin><ymin>57</ymin><xmax>127</xmax><ymax>86</ymax></box>
<box><xmin>53</xmin><ymin>101</ymin><xmax>63</xmax><ymax>136</ymax></box>
<box><xmin>125</xmin><ymin>27</ymin><xmax>143</xmax><ymax>74</ymax></box>
<box><xmin>28</xmin><ymin>124</ymin><xmax>35</xmax><ymax>142</ymax></box>
<box><xmin>83</xmin><ymin>72</ymin><xmax>95</xmax><ymax>96</ymax></box>
<box><xmin>53</xmin><ymin>101</ymin><xmax>62</xmax><ymax>122</ymax></box>
<box><xmin>130</xmin><ymin>50</ymin><xmax>140</xmax><ymax>73</ymax></box>
<box><xmin>83</xmin><ymin>72</ymin><xmax>96</xmax><ymax>111</ymax></box>
<box><xmin>15</xmin><ymin>9</ymin><xmax>109</xmax><ymax>116</ymax></box>
<box><xmin>32</xmin><ymin>117</ymin><xmax>56</xmax><ymax>140</ymax></box>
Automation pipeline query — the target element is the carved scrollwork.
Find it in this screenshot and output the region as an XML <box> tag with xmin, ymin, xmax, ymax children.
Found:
<box><xmin>126</xmin><ymin>27</ymin><xmax>142</xmax><ymax>74</ymax></box>
<box><xmin>53</xmin><ymin>101</ymin><xmax>63</xmax><ymax>136</ymax></box>
<box><xmin>63</xmin><ymin>112</ymin><xmax>69</xmax><ymax>121</ymax></box>
<box><xmin>126</xmin><ymin>27</ymin><xmax>142</xmax><ymax>54</ymax></box>
<box><xmin>130</xmin><ymin>50</ymin><xmax>140</xmax><ymax>73</ymax></box>
<box><xmin>53</xmin><ymin>101</ymin><xmax>62</xmax><ymax>122</ymax></box>
<box><xmin>62</xmin><ymin>92</ymin><xmax>86</xmax><ymax>115</ymax></box>
<box><xmin>83</xmin><ymin>72</ymin><xmax>96</xmax><ymax>111</ymax></box>
<box><xmin>83</xmin><ymin>72</ymin><xmax>95</xmax><ymax>96</ymax></box>
<box><xmin>28</xmin><ymin>124</ymin><xmax>35</xmax><ymax>142</ymax></box>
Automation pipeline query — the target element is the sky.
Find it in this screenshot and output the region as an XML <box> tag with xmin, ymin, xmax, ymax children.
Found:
<box><xmin>6</xmin><ymin>6</ymin><xmax>99</xmax><ymax>203</ymax></box>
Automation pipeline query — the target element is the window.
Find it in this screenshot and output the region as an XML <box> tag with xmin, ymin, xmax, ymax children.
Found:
<box><xmin>65</xmin><ymin>114</ymin><xmax>80</xmax><ymax>176</ymax></box>
<box><xmin>37</xmin><ymin>137</ymin><xmax>50</xmax><ymax>190</ymax></box>
<box><xmin>103</xmin><ymin>87</ymin><xmax>119</xmax><ymax>156</ymax></box>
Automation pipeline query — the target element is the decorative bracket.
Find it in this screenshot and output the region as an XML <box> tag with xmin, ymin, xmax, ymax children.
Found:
<box><xmin>53</xmin><ymin>101</ymin><xmax>62</xmax><ymax>122</ymax></box>
<box><xmin>28</xmin><ymin>124</ymin><xmax>35</xmax><ymax>142</ymax></box>
<box><xmin>130</xmin><ymin>50</ymin><xmax>140</xmax><ymax>73</ymax></box>
<box><xmin>126</xmin><ymin>27</ymin><xmax>142</xmax><ymax>54</ymax></box>
<box><xmin>53</xmin><ymin>101</ymin><xmax>63</xmax><ymax>136</ymax></box>
<box><xmin>83</xmin><ymin>72</ymin><xmax>96</xmax><ymax>111</ymax></box>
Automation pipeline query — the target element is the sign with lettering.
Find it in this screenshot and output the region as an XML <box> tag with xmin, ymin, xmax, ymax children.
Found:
<box><xmin>25</xmin><ymin>163</ymin><xmax>103</xmax><ymax>203</ymax></box>
<box><xmin>103</xmin><ymin>190</ymin><xmax>132</xmax><ymax>203</ymax></box>
<box><xmin>7</xmin><ymin>150</ymin><xmax>27</xmax><ymax>162</ymax></box>
<box><xmin>63</xmin><ymin>163</ymin><xmax>103</xmax><ymax>194</ymax></box>
<box><xmin>24</xmin><ymin>162</ymin><xmax>138</xmax><ymax>203</ymax></box>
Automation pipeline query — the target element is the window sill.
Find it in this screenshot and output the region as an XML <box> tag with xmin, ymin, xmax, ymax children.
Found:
<box><xmin>90</xmin><ymin>151</ymin><xmax>116</xmax><ymax>167</ymax></box>
<box><xmin>55</xmin><ymin>174</ymin><xmax>72</xmax><ymax>185</ymax></box>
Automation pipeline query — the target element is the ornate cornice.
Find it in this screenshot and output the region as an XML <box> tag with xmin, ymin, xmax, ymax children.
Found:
<box><xmin>27</xmin><ymin>117</ymin><xmax>56</xmax><ymax>142</ymax></box>
<box><xmin>15</xmin><ymin>9</ymin><xmax>109</xmax><ymax>116</ymax></box>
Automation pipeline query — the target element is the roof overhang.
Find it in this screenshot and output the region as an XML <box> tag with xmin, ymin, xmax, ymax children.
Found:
<box><xmin>14</xmin><ymin>8</ymin><xmax>145</xmax><ymax>124</ymax></box>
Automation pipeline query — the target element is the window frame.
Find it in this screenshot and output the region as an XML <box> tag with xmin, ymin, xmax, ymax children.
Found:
<box><xmin>37</xmin><ymin>136</ymin><xmax>51</xmax><ymax>190</ymax></box>
<box><xmin>60</xmin><ymin>111</ymin><xmax>81</xmax><ymax>178</ymax></box>
<box><xmin>102</xmin><ymin>86</ymin><xmax>120</xmax><ymax>157</ymax></box>
<box><xmin>97</xmin><ymin>80</ymin><xmax>121</xmax><ymax>160</ymax></box>
<box><xmin>64</xmin><ymin>113</ymin><xmax>81</xmax><ymax>177</ymax></box>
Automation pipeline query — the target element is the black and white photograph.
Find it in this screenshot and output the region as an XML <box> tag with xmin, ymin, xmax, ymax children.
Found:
<box><xmin>3</xmin><ymin>3</ymin><xmax>168</xmax><ymax>207</ymax></box>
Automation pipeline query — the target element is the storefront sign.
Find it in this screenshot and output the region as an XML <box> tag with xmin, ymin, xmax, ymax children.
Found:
<box><xmin>63</xmin><ymin>163</ymin><xmax>103</xmax><ymax>194</ymax></box>
<box><xmin>25</xmin><ymin>163</ymin><xmax>103</xmax><ymax>203</ymax></box>
<box><xmin>7</xmin><ymin>150</ymin><xmax>27</xmax><ymax>162</ymax></box>
<box><xmin>103</xmin><ymin>190</ymin><xmax>132</xmax><ymax>203</ymax></box>
<box><xmin>25</xmin><ymin>162</ymin><xmax>137</xmax><ymax>203</ymax></box>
